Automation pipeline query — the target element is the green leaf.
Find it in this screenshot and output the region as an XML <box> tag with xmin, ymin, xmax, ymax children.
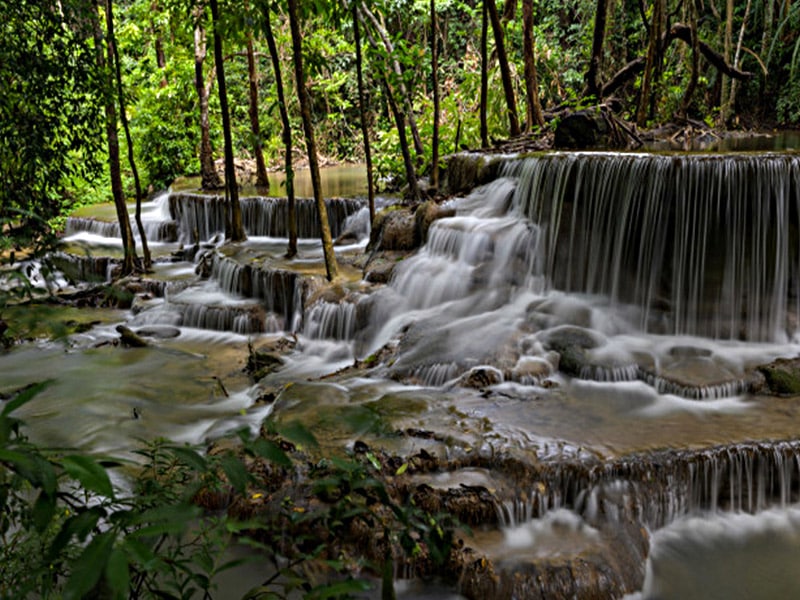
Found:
<box><xmin>249</xmin><ymin>438</ymin><xmax>292</xmax><ymax>468</ymax></box>
<box><xmin>61</xmin><ymin>454</ymin><xmax>114</xmax><ymax>498</ymax></box>
<box><xmin>221</xmin><ymin>454</ymin><xmax>251</xmax><ymax>495</ymax></box>
<box><xmin>165</xmin><ymin>445</ymin><xmax>207</xmax><ymax>472</ymax></box>
<box><xmin>395</xmin><ymin>462</ymin><xmax>409</xmax><ymax>475</ymax></box>
<box><xmin>0</xmin><ymin>448</ymin><xmax>57</xmax><ymax>495</ymax></box>
<box><xmin>32</xmin><ymin>491</ymin><xmax>57</xmax><ymax>533</ymax></box>
<box><xmin>64</xmin><ymin>531</ymin><xmax>115</xmax><ymax>600</ymax></box>
<box><xmin>277</xmin><ymin>420</ymin><xmax>319</xmax><ymax>449</ymax></box>
<box><xmin>365</xmin><ymin>452</ymin><xmax>381</xmax><ymax>470</ymax></box>
<box><xmin>105</xmin><ymin>548</ymin><xmax>129</xmax><ymax>600</ymax></box>
<box><xmin>49</xmin><ymin>507</ymin><xmax>104</xmax><ymax>561</ymax></box>
<box><xmin>1</xmin><ymin>380</ymin><xmax>52</xmax><ymax>416</ymax></box>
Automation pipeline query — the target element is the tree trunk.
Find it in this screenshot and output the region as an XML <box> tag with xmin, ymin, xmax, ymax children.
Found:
<box><xmin>108</xmin><ymin>0</ymin><xmax>151</xmax><ymax>271</ymax></box>
<box><xmin>194</xmin><ymin>4</ymin><xmax>221</xmax><ymax>190</ymax></box>
<box><xmin>151</xmin><ymin>1</ymin><xmax>167</xmax><ymax>87</ymax></box>
<box><xmin>522</xmin><ymin>0</ymin><xmax>544</xmax><ymax>129</ymax></box>
<box><xmin>485</xmin><ymin>0</ymin><xmax>520</xmax><ymax>136</ymax></box>
<box><xmin>719</xmin><ymin>0</ymin><xmax>734</xmax><ymax>124</ymax></box>
<box><xmin>636</xmin><ymin>0</ymin><xmax>665</xmax><ymax>126</ymax></box>
<box><xmin>287</xmin><ymin>0</ymin><xmax>338</xmax><ymax>281</ymax></box>
<box><xmin>94</xmin><ymin>0</ymin><xmax>137</xmax><ymax>276</ymax></box>
<box><xmin>729</xmin><ymin>0</ymin><xmax>753</xmax><ymax>121</ymax></box>
<box><xmin>359</xmin><ymin>8</ymin><xmax>421</xmax><ymax>201</ymax></box>
<box><xmin>360</xmin><ymin>2</ymin><xmax>425</xmax><ymax>158</ymax></box>
<box><xmin>480</xmin><ymin>0</ymin><xmax>489</xmax><ymax>148</ymax></box>
<box><xmin>353</xmin><ymin>3</ymin><xmax>375</xmax><ymax>224</ymax></box>
<box><xmin>209</xmin><ymin>0</ymin><xmax>246</xmax><ymax>242</ymax></box>
<box><xmin>263</xmin><ymin>3</ymin><xmax>297</xmax><ymax>258</ymax></box>
<box><xmin>679</xmin><ymin>4</ymin><xmax>700</xmax><ymax>118</ymax></box>
<box><xmin>245</xmin><ymin>4</ymin><xmax>269</xmax><ymax>189</ymax></box>
<box><xmin>430</xmin><ymin>0</ymin><xmax>440</xmax><ymax>191</ymax></box>
<box><xmin>585</xmin><ymin>0</ymin><xmax>608</xmax><ymax>100</ymax></box>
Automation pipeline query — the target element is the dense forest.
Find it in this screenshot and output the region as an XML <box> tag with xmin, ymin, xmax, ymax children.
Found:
<box><xmin>3</xmin><ymin>0</ymin><xmax>800</xmax><ymax>260</ymax></box>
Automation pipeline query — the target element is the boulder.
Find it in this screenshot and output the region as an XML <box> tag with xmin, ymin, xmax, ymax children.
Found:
<box><xmin>755</xmin><ymin>357</ymin><xmax>800</xmax><ymax>396</ymax></box>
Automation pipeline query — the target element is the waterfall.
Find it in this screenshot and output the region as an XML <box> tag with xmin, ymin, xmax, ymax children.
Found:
<box><xmin>511</xmin><ymin>153</ymin><xmax>800</xmax><ymax>342</ymax></box>
<box><xmin>169</xmin><ymin>193</ymin><xmax>364</xmax><ymax>243</ymax></box>
<box><xmin>210</xmin><ymin>254</ymin><xmax>298</xmax><ymax>330</ymax></box>
<box><xmin>304</xmin><ymin>301</ymin><xmax>357</xmax><ymax>340</ymax></box>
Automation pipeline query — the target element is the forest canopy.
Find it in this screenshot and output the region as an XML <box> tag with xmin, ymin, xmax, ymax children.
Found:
<box><xmin>2</xmin><ymin>0</ymin><xmax>800</xmax><ymax>251</ymax></box>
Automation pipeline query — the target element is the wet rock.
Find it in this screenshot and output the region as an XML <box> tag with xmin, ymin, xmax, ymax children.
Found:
<box><xmin>553</xmin><ymin>108</ymin><xmax>628</xmax><ymax>149</ymax></box>
<box><xmin>415</xmin><ymin>200</ymin><xmax>456</xmax><ymax>245</ymax></box>
<box><xmin>756</xmin><ymin>356</ymin><xmax>800</xmax><ymax>396</ymax></box>
<box><xmin>368</xmin><ymin>207</ymin><xmax>417</xmax><ymax>252</ymax></box>
<box><xmin>458</xmin><ymin>366</ymin><xmax>504</xmax><ymax>389</ymax></box>
<box><xmin>541</xmin><ymin>326</ymin><xmax>603</xmax><ymax>376</ymax></box>
<box><xmin>246</xmin><ymin>348</ymin><xmax>285</xmax><ymax>381</ymax></box>
<box><xmin>135</xmin><ymin>325</ymin><xmax>181</xmax><ymax>339</ymax></box>
<box><xmin>116</xmin><ymin>325</ymin><xmax>148</xmax><ymax>347</ymax></box>
<box><xmin>441</xmin><ymin>153</ymin><xmax>504</xmax><ymax>195</ymax></box>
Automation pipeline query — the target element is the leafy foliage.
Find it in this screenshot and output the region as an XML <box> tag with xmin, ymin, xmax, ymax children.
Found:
<box><xmin>0</xmin><ymin>0</ymin><xmax>105</xmax><ymax>252</ymax></box>
<box><xmin>0</xmin><ymin>385</ymin><xmax>461</xmax><ymax>599</ymax></box>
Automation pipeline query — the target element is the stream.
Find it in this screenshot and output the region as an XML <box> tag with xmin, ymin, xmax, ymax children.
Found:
<box><xmin>3</xmin><ymin>147</ymin><xmax>800</xmax><ymax>598</ymax></box>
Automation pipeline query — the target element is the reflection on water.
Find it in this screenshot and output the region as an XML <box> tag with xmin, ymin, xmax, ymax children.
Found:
<box><xmin>645</xmin><ymin>130</ymin><xmax>800</xmax><ymax>152</ymax></box>
<box><xmin>173</xmin><ymin>163</ymin><xmax>371</xmax><ymax>198</ymax></box>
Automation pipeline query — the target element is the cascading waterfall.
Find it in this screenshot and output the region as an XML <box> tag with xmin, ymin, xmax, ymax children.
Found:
<box><xmin>511</xmin><ymin>153</ymin><xmax>800</xmax><ymax>342</ymax></box>
<box><xmin>169</xmin><ymin>193</ymin><xmax>364</xmax><ymax>243</ymax></box>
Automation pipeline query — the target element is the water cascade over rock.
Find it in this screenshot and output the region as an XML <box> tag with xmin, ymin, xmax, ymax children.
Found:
<box><xmin>168</xmin><ymin>193</ymin><xmax>364</xmax><ymax>243</ymax></box>
<box><xmin>512</xmin><ymin>152</ymin><xmax>800</xmax><ymax>342</ymax></box>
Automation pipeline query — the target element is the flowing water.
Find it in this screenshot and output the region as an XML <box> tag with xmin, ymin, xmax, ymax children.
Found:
<box><xmin>4</xmin><ymin>154</ymin><xmax>800</xmax><ymax>598</ymax></box>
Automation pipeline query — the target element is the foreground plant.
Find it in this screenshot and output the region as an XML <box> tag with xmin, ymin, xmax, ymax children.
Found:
<box><xmin>0</xmin><ymin>383</ymin><xmax>459</xmax><ymax>599</ymax></box>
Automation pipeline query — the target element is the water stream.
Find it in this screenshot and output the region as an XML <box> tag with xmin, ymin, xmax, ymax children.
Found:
<box><xmin>4</xmin><ymin>155</ymin><xmax>800</xmax><ymax>597</ymax></box>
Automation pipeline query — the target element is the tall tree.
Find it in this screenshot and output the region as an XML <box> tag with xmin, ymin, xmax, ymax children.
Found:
<box><xmin>108</xmin><ymin>0</ymin><xmax>151</xmax><ymax>270</ymax></box>
<box><xmin>150</xmin><ymin>1</ymin><xmax>168</xmax><ymax>87</ymax></box>
<box><xmin>485</xmin><ymin>0</ymin><xmax>520</xmax><ymax>136</ymax></box>
<box><xmin>94</xmin><ymin>0</ymin><xmax>138</xmax><ymax>275</ymax></box>
<box><xmin>522</xmin><ymin>0</ymin><xmax>545</xmax><ymax>129</ymax></box>
<box><xmin>209</xmin><ymin>0</ymin><xmax>246</xmax><ymax>242</ymax></box>
<box><xmin>360</xmin><ymin>2</ymin><xmax>425</xmax><ymax>158</ymax></box>
<box><xmin>287</xmin><ymin>0</ymin><xmax>339</xmax><ymax>280</ymax></box>
<box><xmin>193</xmin><ymin>2</ymin><xmax>222</xmax><ymax>190</ymax></box>
<box><xmin>430</xmin><ymin>0</ymin><xmax>440</xmax><ymax>191</ymax></box>
<box><xmin>262</xmin><ymin>2</ymin><xmax>298</xmax><ymax>258</ymax></box>
<box><xmin>358</xmin><ymin>7</ymin><xmax>421</xmax><ymax>201</ymax></box>
<box><xmin>245</xmin><ymin>0</ymin><xmax>269</xmax><ymax>189</ymax></box>
<box><xmin>1</xmin><ymin>0</ymin><xmax>104</xmax><ymax>254</ymax></box>
<box><xmin>636</xmin><ymin>0</ymin><xmax>665</xmax><ymax>126</ymax></box>
<box><xmin>585</xmin><ymin>0</ymin><xmax>608</xmax><ymax>100</ymax></box>
<box><xmin>352</xmin><ymin>2</ymin><xmax>375</xmax><ymax>224</ymax></box>
<box><xmin>480</xmin><ymin>0</ymin><xmax>489</xmax><ymax>148</ymax></box>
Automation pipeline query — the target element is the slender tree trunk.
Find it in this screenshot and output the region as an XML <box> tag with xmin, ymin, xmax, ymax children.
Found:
<box><xmin>359</xmin><ymin>9</ymin><xmax>421</xmax><ymax>201</ymax></box>
<box><xmin>194</xmin><ymin>3</ymin><xmax>221</xmax><ymax>190</ymax></box>
<box><xmin>480</xmin><ymin>0</ymin><xmax>489</xmax><ymax>148</ymax></box>
<box><xmin>263</xmin><ymin>4</ymin><xmax>297</xmax><ymax>258</ymax></box>
<box><xmin>353</xmin><ymin>3</ymin><xmax>375</xmax><ymax>224</ymax></box>
<box><xmin>360</xmin><ymin>2</ymin><xmax>425</xmax><ymax>158</ymax></box>
<box><xmin>94</xmin><ymin>0</ymin><xmax>137</xmax><ymax>275</ymax></box>
<box><xmin>245</xmin><ymin>4</ymin><xmax>269</xmax><ymax>189</ymax></box>
<box><xmin>108</xmin><ymin>0</ymin><xmax>151</xmax><ymax>270</ymax></box>
<box><xmin>719</xmin><ymin>0</ymin><xmax>734</xmax><ymax>124</ymax></box>
<box><xmin>209</xmin><ymin>0</ymin><xmax>246</xmax><ymax>242</ymax></box>
<box><xmin>585</xmin><ymin>0</ymin><xmax>608</xmax><ymax>100</ymax></box>
<box><xmin>522</xmin><ymin>0</ymin><xmax>544</xmax><ymax>129</ymax></box>
<box><xmin>679</xmin><ymin>2</ymin><xmax>700</xmax><ymax>118</ymax></box>
<box><xmin>151</xmin><ymin>1</ymin><xmax>167</xmax><ymax>87</ymax></box>
<box><xmin>287</xmin><ymin>0</ymin><xmax>338</xmax><ymax>280</ymax></box>
<box><xmin>729</xmin><ymin>0</ymin><xmax>752</xmax><ymax>120</ymax></box>
<box><xmin>430</xmin><ymin>0</ymin><xmax>440</xmax><ymax>191</ymax></box>
<box><xmin>485</xmin><ymin>0</ymin><xmax>520</xmax><ymax>136</ymax></box>
<box><xmin>636</xmin><ymin>0</ymin><xmax>664</xmax><ymax>126</ymax></box>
